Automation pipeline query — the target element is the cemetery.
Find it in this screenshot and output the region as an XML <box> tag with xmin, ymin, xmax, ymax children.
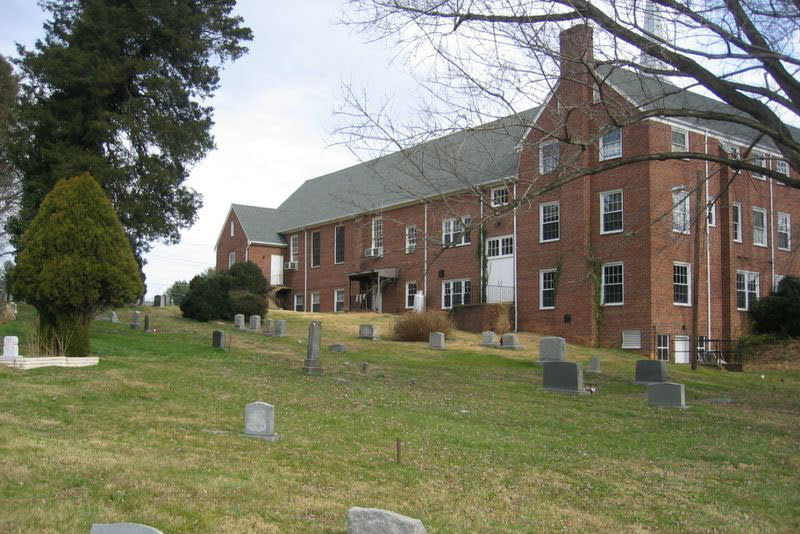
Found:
<box><xmin>0</xmin><ymin>304</ymin><xmax>798</xmax><ymax>532</ymax></box>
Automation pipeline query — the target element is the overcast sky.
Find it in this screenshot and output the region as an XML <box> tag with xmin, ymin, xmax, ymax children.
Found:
<box><xmin>1</xmin><ymin>0</ymin><xmax>421</xmax><ymax>298</ymax></box>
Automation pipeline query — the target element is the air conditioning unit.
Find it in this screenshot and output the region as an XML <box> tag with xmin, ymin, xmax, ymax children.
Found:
<box><xmin>283</xmin><ymin>261</ymin><xmax>297</xmax><ymax>270</ymax></box>
<box><xmin>364</xmin><ymin>247</ymin><xmax>383</xmax><ymax>258</ymax></box>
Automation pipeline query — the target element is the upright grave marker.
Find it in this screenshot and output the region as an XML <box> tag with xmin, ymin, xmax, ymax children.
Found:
<box><xmin>359</xmin><ymin>324</ymin><xmax>378</xmax><ymax>340</ymax></box>
<box><xmin>302</xmin><ymin>321</ymin><xmax>323</xmax><ymax>375</ymax></box>
<box><xmin>500</xmin><ymin>333</ymin><xmax>522</xmax><ymax>350</ymax></box>
<box><xmin>539</xmin><ymin>336</ymin><xmax>566</xmax><ymax>362</ymax></box>
<box><xmin>212</xmin><ymin>330</ymin><xmax>225</xmax><ymax>349</ymax></box>
<box><xmin>429</xmin><ymin>332</ymin><xmax>446</xmax><ymax>350</ymax></box>
<box><xmin>153</xmin><ymin>295</ymin><xmax>161</xmax><ymax>307</ymax></box>
<box><xmin>249</xmin><ymin>315</ymin><xmax>261</xmax><ymax>331</ymax></box>
<box><xmin>480</xmin><ymin>331</ymin><xmax>498</xmax><ymax>347</ymax></box>
<box><xmin>634</xmin><ymin>360</ymin><xmax>669</xmax><ymax>384</ymax></box>
<box><xmin>263</xmin><ymin>318</ymin><xmax>273</xmax><ymax>336</ymax></box>
<box><xmin>542</xmin><ymin>361</ymin><xmax>589</xmax><ymax>395</ymax></box>
<box><xmin>129</xmin><ymin>311</ymin><xmax>141</xmax><ymax>329</ymax></box>
<box><xmin>2</xmin><ymin>336</ymin><xmax>19</xmax><ymax>360</ymax></box>
<box><xmin>110</xmin><ymin>311</ymin><xmax>119</xmax><ymax>324</ymax></box>
<box><xmin>143</xmin><ymin>314</ymin><xmax>153</xmax><ymax>333</ymax></box>
<box><xmin>648</xmin><ymin>382</ymin><xmax>687</xmax><ymax>408</ymax></box>
<box><xmin>243</xmin><ymin>401</ymin><xmax>279</xmax><ymax>441</ymax></box>
<box><xmin>588</xmin><ymin>356</ymin><xmax>602</xmax><ymax>373</ymax></box>
<box><xmin>274</xmin><ymin>319</ymin><xmax>287</xmax><ymax>337</ymax></box>
<box><xmin>234</xmin><ymin>314</ymin><xmax>245</xmax><ymax>330</ymax></box>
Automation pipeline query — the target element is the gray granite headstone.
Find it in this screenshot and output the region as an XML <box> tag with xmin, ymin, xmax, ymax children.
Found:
<box><xmin>249</xmin><ymin>315</ymin><xmax>261</xmax><ymax>331</ymax></box>
<box><xmin>274</xmin><ymin>319</ymin><xmax>287</xmax><ymax>337</ymax></box>
<box><xmin>648</xmin><ymin>382</ymin><xmax>687</xmax><ymax>408</ymax></box>
<box><xmin>212</xmin><ymin>330</ymin><xmax>225</xmax><ymax>349</ymax></box>
<box><xmin>243</xmin><ymin>401</ymin><xmax>279</xmax><ymax>441</ymax></box>
<box><xmin>234</xmin><ymin>314</ymin><xmax>245</xmax><ymax>330</ymax></box>
<box><xmin>160</xmin><ymin>295</ymin><xmax>167</xmax><ymax>308</ymax></box>
<box><xmin>634</xmin><ymin>360</ymin><xmax>669</xmax><ymax>384</ymax></box>
<box><xmin>110</xmin><ymin>311</ymin><xmax>119</xmax><ymax>324</ymax></box>
<box><xmin>2</xmin><ymin>336</ymin><xmax>19</xmax><ymax>359</ymax></box>
<box><xmin>153</xmin><ymin>295</ymin><xmax>161</xmax><ymax>307</ymax></box>
<box><xmin>539</xmin><ymin>336</ymin><xmax>566</xmax><ymax>362</ymax></box>
<box><xmin>129</xmin><ymin>311</ymin><xmax>141</xmax><ymax>329</ymax></box>
<box><xmin>500</xmin><ymin>332</ymin><xmax>522</xmax><ymax>350</ymax></box>
<box><xmin>90</xmin><ymin>523</ymin><xmax>164</xmax><ymax>534</ymax></box>
<box><xmin>358</xmin><ymin>324</ymin><xmax>378</xmax><ymax>340</ymax></box>
<box><xmin>143</xmin><ymin>314</ymin><xmax>153</xmax><ymax>333</ymax></box>
<box><xmin>429</xmin><ymin>332</ymin><xmax>445</xmax><ymax>350</ymax></box>
<box><xmin>347</xmin><ymin>507</ymin><xmax>427</xmax><ymax>534</ymax></box>
<box><xmin>480</xmin><ymin>331</ymin><xmax>498</xmax><ymax>347</ymax></box>
<box><xmin>263</xmin><ymin>318</ymin><xmax>273</xmax><ymax>336</ymax></box>
<box><xmin>303</xmin><ymin>321</ymin><xmax>323</xmax><ymax>375</ymax></box>
<box><xmin>11</xmin><ymin>302</ymin><xmax>16</xmax><ymax>319</ymax></box>
<box><xmin>587</xmin><ymin>356</ymin><xmax>602</xmax><ymax>373</ymax></box>
<box><xmin>329</xmin><ymin>343</ymin><xmax>347</xmax><ymax>353</ymax></box>
<box><xmin>542</xmin><ymin>361</ymin><xmax>588</xmax><ymax>395</ymax></box>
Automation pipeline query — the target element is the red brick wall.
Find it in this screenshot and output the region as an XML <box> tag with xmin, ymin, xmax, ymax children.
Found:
<box><xmin>215</xmin><ymin>210</ymin><xmax>248</xmax><ymax>272</ymax></box>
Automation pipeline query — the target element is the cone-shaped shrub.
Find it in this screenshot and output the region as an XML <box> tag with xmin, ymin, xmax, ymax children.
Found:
<box><xmin>12</xmin><ymin>174</ymin><xmax>143</xmax><ymax>356</ymax></box>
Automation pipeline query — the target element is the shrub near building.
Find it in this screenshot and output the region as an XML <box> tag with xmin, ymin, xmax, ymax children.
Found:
<box><xmin>180</xmin><ymin>261</ymin><xmax>268</xmax><ymax>322</ymax></box>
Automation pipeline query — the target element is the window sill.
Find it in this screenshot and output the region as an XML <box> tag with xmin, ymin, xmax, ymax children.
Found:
<box><xmin>673</xmin><ymin>303</ymin><xmax>692</xmax><ymax>307</ymax></box>
<box><xmin>600</xmin><ymin>229</ymin><xmax>623</xmax><ymax>235</ymax></box>
<box><xmin>599</xmin><ymin>154</ymin><xmax>621</xmax><ymax>162</ymax></box>
<box><xmin>539</xmin><ymin>306</ymin><xmax>555</xmax><ymax>311</ymax></box>
<box><xmin>487</xmin><ymin>254</ymin><xmax>513</xmax><ymax>260</ymax></box>
<box><xmin>540</xmin><ymin>238</ymin><xmax>560</xmax><ymax>244</ymax></box>
<box><xmin>778</xmin><ymin>246</ymin><xmax>791</xmax><ymax>252</ymax></box>
<box><xmin>602</xmin><ymin>302</ymin><xmax>624</xmax><ymax>307</ymax></box>
<box><xmin>672</xmin><ymin>229</ymin><xmax>690</xmax><ymax>235</ymax></box>
<box><xmin>733</xmin><ymin>239</ymin><xmax>742</xmax><ymax>244</ymax></box>
<box><xmin>753</xmin><ymin>243</ymin><xmax>768</xmax><ymax>248</ymax></box>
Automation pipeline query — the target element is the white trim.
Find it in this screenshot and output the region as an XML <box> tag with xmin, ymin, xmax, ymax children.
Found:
<box><xmin>310</xmin><ymin>291</ymin><xmax>320</xmax><ymax>312</ymax></box>
<box><xmin>490</xmin><ymin>186</ymin><xmax>510</xmax><ymax>207</ymax></box>
<box><xmin>290</xmin><ymin>234</ymin><xmax>299</xmax><ymax>263</ymax></box>
<box><xmin>442</xmin><ymin>216</ymin><xmax>472</xmax><ymax>247</ymax></box>
<box><xmin>732</xmin><ymin>202</ymin><xmax>742</xmax><ymax>242</ymax></box>
<box><xmin>599</xmin><ymin>127</ymin><xmax>622</xmax><ymax>161</ymax></box>
<box><xmin>539</xmin><ymin>268</ymin><xmax>557</xmax><ymax>310</ymax></box>
<box><xmin>248</xmin><ymin>241</ymin><xmax>288</xmax><ymax>248</ymax></box>
<box><xmin>404</xmin><ymin>281</ymin><xmax>417</xmax><ymax>309</ymax></box>
<box><xmin>486</xmin><ymin>234</ymin><xmax>514</xmax><ymax>259</ymax></box>
<box><xmin>334</xmin><ymin>288</ymin><xmax>345</xmax><ymax>313</ymax></box>
<box><xmin>672</xmin><ymin>187</ymin><xmax>690</xmax><ymax>234</ymax></box>
<box><xmin>670</xmin><ymin>127</ymin><xmax>688</xmax><ymax>152</ymax></box>
<box><xmin>736</xmin><ymin>270</ymin><xmax>760</xmax><ymax>311</ymax></box>
<box><xmin>777</xmin><ymin>212</ymin><xmax>791</xmax><ymax>251</ymax></box>
<box><xmin>706</xmin><ymin>194</ymin><xmax>716</xmax><ymax>227</ymax></box>
<box><xmin>601</xmin><ymin>262</ymin><xmax>624</xmax><ymax>306</ymax></box>
<box><xmin>371</xmin><ymin>216</ymin><xmax>383</xmax><ymax>252</ymax></box>
<box><xmin>334</xmin><ymin>224</ymin><xmax>345</xmax><ymax>264</ymax></box>
<box><xmin>294</xmin><ymin>293</ymin><xmax>304</xmax><ymax>312</ymax></box>
<box><xmin>752</xmin><ymin>151</ymin><xmax>768</xmax><ymax>180</ymax></box>
<box><xmin>673</xmin><ymin>262</ymin><xmax>692</xmax><ymax>307</ymax></box>
<box><xmin>539</xmin><ymin>201</ymin><xmax>560</xmax><ymax>243</ymax></box>
<box><xmin>228</xmin><ymin>251</ymin><xmax>235</xmax><ymax>268</ymax></box>
<box><xmin>538</xmin><ymin>140</ymin><xmax>559</xmax><ymax>174</ymax></box>
<box><xmin>752</xmin><ymin>206</ymin><xmax>767</xmax><ymax>247</ymax></box>
<box><xmin>599</xmin><ymin>189</ymin><xmax>624</xmax><ymax>235</ymax></box>
<box><xmin>405</xmin><ymin>225</ymin><xmax>417</xmax><ymax>253</ymax></box>
<box><xmin>441</xmin><ymin>278</ymin><xmax>471</xmax><ymax>309</ymax></box>
<box><xmin>310</xmin><ymin>230</ymin><xmax>321</xmax><ymax>268</ymax></box>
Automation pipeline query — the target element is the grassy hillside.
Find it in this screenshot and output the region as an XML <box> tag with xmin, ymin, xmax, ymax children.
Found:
<box><xmin>1</xmin><ymin>305</ymin><xmax>799</xmax><ymax>533</ymax></box>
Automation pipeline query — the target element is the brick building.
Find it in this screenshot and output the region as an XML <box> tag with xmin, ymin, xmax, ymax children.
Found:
<box><xmin>215</xmin><ymin>25</ymin><xmax>799</xmax><ymax>360</ymax></box>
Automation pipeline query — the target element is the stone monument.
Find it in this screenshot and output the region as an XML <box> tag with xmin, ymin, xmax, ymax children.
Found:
<box><xmin>2</xmin><ymin>336</ymin><xmax>19</xmax><ymax>360</ymax></box>
<box><xmin>429</xmin><ymin>332</ymin><xmax>446</xmax><ymax>350</ymax></box>
<box><xmin>302</xmin><ymin>321</ymin><xmax>323</xmax><ymax>375</ymax></box>
<box><xmin>243</xmin><ymin>401</ymin><xmax>279</xmax><ymax>441</ymax></box>
<box><xmin>539</xmin><ymin>336</ymin><xmax>566</xmax><ymax>362</ymax></box>
<box><xmin>648</xmin><ymin>382</ymin><xmax>687</xmax><ymax>408</ymax></box>
<box><xmin>480</xmin><ymin>331</ymin><xmax>498</xmax><ymax>347</ymax></box>
<box><xmin>542</xmin><ymin>361</ymin><xmax>589</xmax><ymax>395</ymax></box>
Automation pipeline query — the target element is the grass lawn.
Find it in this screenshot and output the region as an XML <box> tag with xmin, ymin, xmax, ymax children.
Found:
<box><xmin>1</xmin><ymin>305</ymin><xmax>799</xmax><ymax>533</ymax></box>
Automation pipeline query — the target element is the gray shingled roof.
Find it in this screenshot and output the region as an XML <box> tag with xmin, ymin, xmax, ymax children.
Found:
<box><xmin>230</xmin><ymin>204</ymin><xmax>286</xmax><ymax>245</ymax></box>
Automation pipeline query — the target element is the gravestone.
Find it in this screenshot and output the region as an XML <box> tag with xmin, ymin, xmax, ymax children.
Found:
<box><xmin>542</xmin><ymin>361</ymin><xmax>589</xmax><ymax>395</ymax></box>
<box><xmin>161</xmin><ymin>295</ymin><xmax>168</xmax><ymax>307</ymax></box>
<box><xmin>11</xmin><ymin>302</ymin><xmax>17</xmax><ymax>319</ymax></box>
<box><xmin>329</xmin><ymin>343</ymin><xmax>347</xmax><ymax>353</ymax></box>
<box><xmin>648</xmin><ymin>382</ymin><xmax>687</xmax><ymax>408</ymax></box>
<box><xmin>234</xmin><ymin>314</ymin><xmax>245</xmax><ymax>330</ymax></box>
<box><xmin>302</xmin><ymin>321</ymin><xmax>323</xmax><ymax>375</ymax></box>
<box><xmin>249</xmin><ymin>315</ymin><xmax>261</xmax><ymax>331</ymax></box>
<box><xmin>110</xmin><ymin>311</ymin><xmax>119</xmax><ymax>324</ymax></box>
<box><xmin>634</xmin><ymin>360</ymin><xmax>669</xmax><ymax>384</ymax></box>
<box><xmin>212</xmin><ymin>330</ymin><xmax>225</xmax><ymax>349</ymax></box>
<box><xmin>347</xmin><ymin>507</ymin><xmax>427</xmax><ymax>534</ymax></box>
<box><xmin>143</xmin><ymin>314</ymin><xmax>152</xmax><ymax>333</ymax></box>
<box><xmin>539</xmin><ymin>336</ymin><xmax>566</xmax><ymax>362</ymax></box>
<box><xmin>2</xmin><ymin>336</ymin><xmax>19</xmax><ymax>360</ymax></box>
<box><xmin>90</xmin><ymin>523</ymin><xmax>164</xmax><ymax>534</ymax></box>
<box><xmin>429</xmin><ymin>332</ymin><xmax>445</xmax><ymax>350</ymax></box>
<box><xmin>243</xmin><ymin>401</ymin><xmax>279</xmax><ymax>441</ymax></box>
<box><xmin>358</xmin><ymin>324</ymin><xmax>378</xmax><ymax>340</ymax></box>
<box><xmin>480</xmin><ymin>331</ymin><xmax>498</xmax><ymax>347</ymax></box>
<box><xmin>153</xmin><ymin>295</ymin><xmax>161</xmax><ymax>307</ymax></box>
<box><xmin>274</xmin><ymin>320</ymin><xmax>287</xmax><ymax>337</ymax></box>
<box><xmin>263</xmin><ymin>318</ymin><xmax>273</xmax><ymax>336</ymax></box>
<box><xmin>587</xmin><ymin>356</ymin><xmax>602</xmax><ymax>373</ymax></box>
<box><xmin>499</xmin><ymin>333</ymin><xmax>522</xmax><ymax>350</ymax></box>
<box><xmin>129</xmin><ymin>311</ymin><xmax>141</xmax><ymax>329</ymax></box>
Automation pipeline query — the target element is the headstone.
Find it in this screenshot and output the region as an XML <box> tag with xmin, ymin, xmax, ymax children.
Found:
<box><xmin>129</xmin><ymin>311</ymin><xmax>141</xmax><ymax>329</ymax></box>
<box><xmin>429</xmin><ymin>332</ymin><xmax>445</xmax><ymax>350</ymax></box>
<box><xmin>648</xmin><ymin>382</ymin><xmax>687</xmax><ymax>408</ymax></box>
<box><xmin>542</xmin><ymin>361</ymin><xmax>588</xmax><ymax>395</ymax></box>
<box><xmin>249</xmin><ymin>315</ymin><xmax>261</xmax><ymax>331</ymax></box>
<box><xmin>539</xmin><ymin>336</ymin><xmax>566</xmax><ymax>362</ymax></box>
<box><xmin>160</xmin><ymin>295</ymin><xmax>167</xmax><ymax>308</ymax></box>
<box><xmin>358</xmin><ymin>324</ymin><xmax>378</xmax><ymax>340</ymax></box>
<box><xmin>412</xmin><ymin>291</ymin><xmax>425</xmax><ymax>313</ymax></box>
<box><xmin>347</xmin><ymin>507</ymin><xmax>427</xmax><ymax>534</ymax></box>
<box><xmin>329</xmin><ymin>343</ymin><xmax>347</xmax><ymax>353</ymax></box>
<box><xmin>263</xmin><ymin>318</ymin><xmax>274</xmax><ymax>336</ymax></box>
<box><xmin>90</xmin><ymin>523</ymin><xmax>164</xmax><ymax>534</ymax></box>
<box><xmin>587</xmin><ymin>356</ymin><xmax>602</xmax><ymax>373</ymax></box>
<box><xmin>274</xmin><ymin>319</ymin><xmax>287</xmax><ymax>337</ymax></box>
<box><xmin>234</xmin><ymin>314</ymin><xmax>245</xmax><ymax>330</ymax></box>
<box><xmin>212</xmin><ymin>330</ymin><xmax>225</xmax><ymax>349</ymax></box>
<box><xmin>11</xmin><ymin>302</ymin><xmax>17</xmax><ymax>319</ymax></box>
<box><xmin>499</xmin><ymin>332</ymin><xmax>522</xmax><ymax>350</ymax></box>
<box><xmin>110</xmin><ymin>311</ymin><xmax>119</xmax><ymax>324</ymax></box>
<box><xmin>143</xmin><ymin>314</ymin><xmax>152</xmax><ymax>333</ymax></box>
<box><xmin>243</xmin><ymin>401</ymin><xmax>279</xmax><ymax>441</ymax></box>
<box><xmin>2</xmin><ymin>336</ymin><xmax>19</xmax><ymax>360</ymax></box>
<box><xmin>153</xmin><ymin>295</ymin><xmax>161</xmax><ymax>307</ymax></box>
<box><xmin>634</xmin><ymin>360</ymin><xmax>669</xmax><ymax>384</ymax></box>
<box><xmin>302</xmin><ymin>321</ymin><xmax>323</xmax><ymax>375</ymax></box>
<box><xmin>480</xmin><ymin>331</ymin><xmax>498</xmax><ymax>347</ymax></box>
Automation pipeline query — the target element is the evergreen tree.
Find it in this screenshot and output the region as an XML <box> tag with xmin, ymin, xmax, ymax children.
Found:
<box><xmin>7</xmin><ymin>0</ymin><xmax>252</xmax><ymax>255</ymax></box>
<box><xmin>12</xmin><ymin>174</ymin><xmax>143</xmax><ymax>356</ymax></box>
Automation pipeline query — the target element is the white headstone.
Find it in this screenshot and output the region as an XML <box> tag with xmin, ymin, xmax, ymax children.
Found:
<box><xmin>480</xmin><ymin>331</ymin><xmax>498</xmax><ymax>347</ymax></box>
<box><xmin>539</xmin><ymin>337</ymin><xmax>566</xmax><ymax>361</ymax></box>
<box><xmin>243</xmin><ymin>401</ymin><xmax>279</xmax><ymax>441</ymax></box>
<box><xmin>429</xmin><ymin>332</ymin><xmax>445</xmax><ymax>350</ymax></box>
<box><xmin>90</xmin><ymin>523</ymin><xmax>164</xmax><ymax>534</ymax></box>
<box><xmin>500</xmin><ymin>333</ymin><xmax>522</xmax><ymax>350</ymax></box>
<box><xmin>2</xmin><ymin>336</ymin><xmax>19</xmax><ymax>359</ymax></box>
<box><xmin>234</xmin><ymin>314</ymin><xmax>245</xmax><ymax>330</ymax></box>
<box><xmin>347</xmin><ymin>507</ymin><xmax>427</xmax><ymax>534</ymax></box>
<box><xmin>249</xmin><ymin>315</ymin><xmax>261</xmax><ymax>331</ymax></box>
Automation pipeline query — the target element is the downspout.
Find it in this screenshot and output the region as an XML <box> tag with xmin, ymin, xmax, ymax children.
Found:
<box><xmin>423</xmin><ymin>203</ymin><xmax>429</xmax><ymax>305</ymax></box>
<box><xmin>304</xmin><ymin>230</ymin><xmax>308</xmax><ymax>311</ymax></box>
<box><xmin>769</xmin><ymin>167</ymin><xmax>776</xmax><ymax>291</ymax></box>
<box><xmin>479</xmin><ymin>194</ymin><xmax>484</xmax><ymax>303</ymax></box>
<box><xmin>245</xmin><ymin>244</ymin><xmax>250</xmax><ymax>263</ymax></box>
<box><xmin>513</xmin><ymin>183</ymin><xmax>518</xmax><ymax>332</ymax></box>
<box><xmin>704</xmin><ymin>130</ymin><xmax>712</xmax><ymax>340</ymax></box>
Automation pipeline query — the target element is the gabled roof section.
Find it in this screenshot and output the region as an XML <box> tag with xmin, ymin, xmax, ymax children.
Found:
<box><xmin>231</xmin><ymin>204</ymin><xmax>286</xmax><ymax>246</ymax></box>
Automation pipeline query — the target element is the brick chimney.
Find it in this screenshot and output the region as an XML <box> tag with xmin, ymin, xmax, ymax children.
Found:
<box><xmin>559</xmin><ymin>24</ymin><xmax>594</xmax><ymax>79</ymax></box>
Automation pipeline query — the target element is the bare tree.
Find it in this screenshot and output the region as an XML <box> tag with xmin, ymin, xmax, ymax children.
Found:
<box><xmin>0</xmin><ymin>55</ymin><xmax>20</xmax><ymax>256</ymax></box>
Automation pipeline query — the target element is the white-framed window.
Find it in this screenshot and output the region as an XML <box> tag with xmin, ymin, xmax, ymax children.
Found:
<box><xmin>673</xmin><ymin>262</ymin><xmax>691</xmax><ymax>306</ymax></box>
<box><xmin>706</xmin><ymin>195</ymin><xmax>716</xmax><ymax>227</ymax></box>
<box><xmin>656</xmin><ymin>334</ymin><xmax>670</xmax><ymax>361</ymax></box>
<box><xmin>672</xmin><ymin>187</ymin><xmax>690</xmax><ymax>234</ymax></box>
<box><xmin>671</xmin><ymin>127</ymin><xmax>688</xmax><ymax>152</ymax></box>
<box><xmin>442</xmin><ymin>279</ymin><xmax>471</xmax><ymax>309</ymax></box>
<box><xmin>600</xmin><ymin>190</ymin><xmax>623</xmax><ymax>234</ymax></box>
<box><xmin>491</xmin><ymin>186</ymin><xmax>509</xmax><ymax>207</ymax></box>
<box><xmin>334</xmin><ymin>289</ymin><xmax>345</xmax><ymax>313</ymax></box>
<box><xmin>228</xmin><ymin>251</ymin><xmax>235</xmax><ymax>268</ymax></box>
<box><xmin>290</xmin><ymin>234</ymin><xmax>299</xmax><ymax>263</ymax></box>
<box><xmin>599</xmin><ymin>127</ymin><xmax>622</xmax><ymax>160</ymax></box>
<box><xmin>311</xmin><ymin>291</ymin><xmax>320</xmax><ymax>312</ymax></box>
<box><xmin>311</xmin><ymin>230</ymin><xmax>321</xmax><ymax>268</ymax></box>
<box><xmin>486</xmin><ymin>235</ymin><xmax>513</xmax><ymax>258</ymax></box>
<box><xmin>736</xmin><ymin>271</ymin><xmax>759</xmax><ymax>311</ymax></box>
<box><xmin>539</xmin><ymin>268</ymin><xmax>557</xmax><ymax>310</ymax></box>
<box><xmin>230</xmin><ymin>220</ymin><xmax>235</xmax><ymax>237</ymax></box>
<box><xmin>539</xmin><ymin>140</ymin><xmax>559</xmax><ymax>174</ymax></box>
<box><xmin>442</xmin><ymin>216</ymin><xmax>471</xmax><ymax>247</ymax></box>
<box><xmin>601</xmin><ymin>262</ymin><xmax>624</xmax><ymax>306</ymax></box>
<box><xmin>294</xmin><ymin>293</ymin><xmax>304</xmax><ymax>312</ymax></box>
<box><xmin>540</xmin><ymin>201</ymin><xmax>560</xmax><ymax>243</ymax></box>
<box><xmin>752</xmin><ymin>207</ymin><xmax>767</xmax><ymax>247</ymax></box>
<box><xmin>778</xmin><ymin>212</ymin><xmax>791</xmax><ymax>251</ymax></box>
<box><xmin>773</xmin><ymin>274</ymin><xmax>785</xmax><ymax>293</ymax></box>
<box><xmin>752</xmin><ymin>151</ymin><xmax>768</xmax><ymax>180</ymax></box>
<box><xmin>371</xmin><ymin>217</ymin><xmax>383</xmax><ymax>252</ymax></box>
<box><xmin>334</xmin><ymin>225</ymin><xmax>345</xmax><ymax>264</ymax></box>
<box><xmin>732</xmin><ymin>202</ymin><xmax>742</xmax><ymax>242</ymax></box>
<box><xmin>405</xmin><ymin>225</ymin><xmax>417</xmax><ymax>253</ymax></box>
<box><xmin>776</xmin><ymin>160</ymin><xmax>789</xmax><ymax>179</ymax></box>
<box><xmin>725</xmin><ymin>144</ymin><xmax>740</xmax><ymax>160</ymax></box>
<box><xmin>405</xmin><ymin>281</ymin><xmax>417</xmax><ymax>309</ymax></box>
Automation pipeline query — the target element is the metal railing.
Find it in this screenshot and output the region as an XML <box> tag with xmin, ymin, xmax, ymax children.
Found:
<box><xmin>485</xmin><ymin>284</ymin><xmax>514</xmax><ymax>303</ymax></box>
